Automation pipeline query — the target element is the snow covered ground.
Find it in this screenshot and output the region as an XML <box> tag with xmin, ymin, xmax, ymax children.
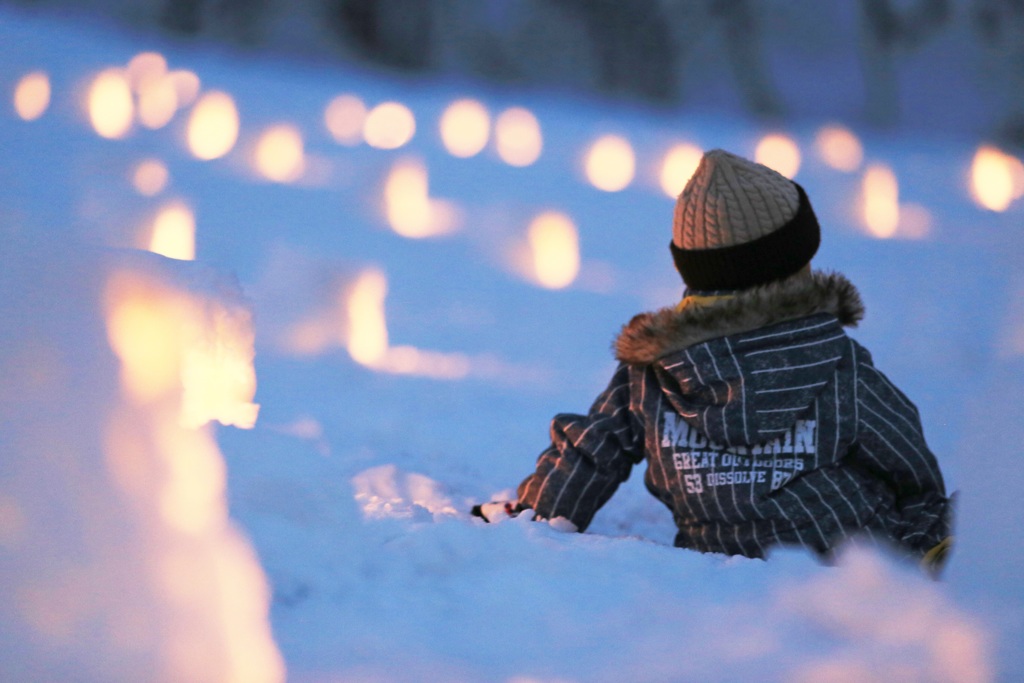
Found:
<box><xmin>1</xmin><ymin>6</ymin><xmax>1022</xmax><ymax>682</ymax></box>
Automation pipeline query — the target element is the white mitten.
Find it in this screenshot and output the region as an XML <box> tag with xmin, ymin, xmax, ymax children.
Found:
<box><xmin>471</xmin><ymin>501</ymin><xmax>528</xmax><ymax>524</ymax></box>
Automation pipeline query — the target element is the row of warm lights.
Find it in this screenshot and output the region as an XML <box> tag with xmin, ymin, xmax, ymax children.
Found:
<box><xmin>13</xmin><ymin>59</ymin><xmax>1024</xmax><ymax>278</ymax></box>
<box><xmin>85</xmin><ymin>54</ymin><xmax>201</xmax><ymax>139</ymax></box>
<box><xmin>15</xmin><ymin>57</ymin><xmax>1024</xmax><ymax>214</ymax></box>
<box><xmin>17</xmin><ymin>58</ymin><xmax>1024</xmax><ymax>217</ymax></box>
<box><xmin>115</xmin><ymin>140</ymin><xmax>1024</xmax><ymax>286</ymax></box>
<box><xmin>325</xmin><ymin>94</ymin><xmax>544</xmax><ymax>167</ymax></box>
<box><xmin>584</xmin><ymin>132</ymin><xmax>797</xmax><ymax>196</ymax></box>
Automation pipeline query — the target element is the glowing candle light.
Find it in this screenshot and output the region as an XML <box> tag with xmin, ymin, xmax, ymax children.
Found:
<box><xmin>970</xmin><ymin>145</ymin><xmax>1022</xmax><ymax>212</ymax></box>
<box><xmin>149</xmin><ymin>202</ymin><xmax>196</xmax><ymax>261</ymax></box>
<box><xmin>187</xmin><ymin>91</ymin><xmax>239</xmax><ymax>160</ymax></box>
<box><xmin>255</xmin><ymin>124</ymin><xmax>305</xmax><ymax>183</ymax></box>
<box><xmin>168</xmin><ymin>69</ymin><xmax>201</xmax><ymax>108</ymax></box>
<box><xmin>13</xmin><ymin>71</ymin><xmax>50</xmax><ymax>121</ymax></box>
<box><xmin>126</xmin><ymin>51</ymin><xmax>168</xmax><ymax>91</ymax></box>
<box><xmin>660</xmin><ymin>143</ymin><xmax>703</xmax><ymax>197</ymax></box>
<box><xmin>862</xmin><ymin>163</ymin><xmax>900</xmax><ymax>238</ymax></box>
<box><xmin>755</xmin><ymin>134</ymin><xmax>801</xmax><ymax>179</ymax></box>
<box><xmin>133</xmin><ymin>159</ymin><xmax>169</xmax><ymax>196</ymax></box>
<box><xmin>439</xmin><ymin>98</ymin><xmax>490</xmax><ymax>158</ymax></box>
<box><xmin>384</xmin><ymin>159</ymin><xmax>435</xmax><ymax>238</ymax></box>
<box><xmin>364</xmin><ymin>101</ymin><xmax>415</xmax><ymax>150</ymax></box>
<box><xmin>88</xmin><ymin>68</ymin><xmax>134</xmax><ymax>139</ymax></box>
<box><xmin>347</xmin><ymin>269</ymin><xmax>389</xmax><ymax>366</ymax></box>
<box><xmin>815</xmin><ymin>125</ymin><xmax>863</xmax><ymax>172</ymax></box>
<box><xmin>528</xmin><ymin>211</ymin><xmax>580</xmax><ymax>289</ymax></box>
<box><xmin>325</xmin><ymin>94</ymin><xmax>367</xmax><ymax>145</ymax></box>
<box><xmin>494</xmin><ymin>107</ymin><xmax>542</xmax><ymax>167</ymax></box>
<box><xmin>137</xmin><ymin>75</ymin><xmax>178</xmax><ymax>129</ymax></box>
<box><xmin>585</xmin><ymin>135</ymin><xmax>635</xmax><ymax>192</ymax></box>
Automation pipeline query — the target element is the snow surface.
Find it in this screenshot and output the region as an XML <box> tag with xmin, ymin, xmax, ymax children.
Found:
<box><xmin>1</xmin><ymin>6</ymin><xmax>1022</xmax><ymax>682</ymax></box>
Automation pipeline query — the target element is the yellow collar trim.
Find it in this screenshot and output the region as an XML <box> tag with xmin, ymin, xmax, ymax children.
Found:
<box><xmin>675</xmin><ymin>293</ymin><xmax>735</xmax><ymax>313</ymax></box>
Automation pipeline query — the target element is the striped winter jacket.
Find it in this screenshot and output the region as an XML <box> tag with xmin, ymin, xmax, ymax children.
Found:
<box><xmin>516</xmin><ymin>271</ymin><xmax>951</xmax><ymax>559</ymax></box>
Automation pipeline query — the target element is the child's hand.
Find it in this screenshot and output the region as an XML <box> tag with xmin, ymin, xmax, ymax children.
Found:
<box><xmin>470</xmin><ymin>501</ymin><xmax>578</xmax><ymax>533</ymax></box>
<box><xmin>470</xmin><ymin>501</ymin><xmax>531</xmax><ymax>523</ymax></box>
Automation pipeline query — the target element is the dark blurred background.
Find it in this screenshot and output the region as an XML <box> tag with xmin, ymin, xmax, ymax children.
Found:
<box><xmin>7</xmin><ymin>0</ymin><xmax>1024</xmax><ymax>146</ymax></box>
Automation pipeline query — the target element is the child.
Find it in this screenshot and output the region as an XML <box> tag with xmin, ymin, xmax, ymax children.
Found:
<box><xmin>474</xmin><ymin>149</ymin><xmax>953</xmax><ymax>573</ymax></box>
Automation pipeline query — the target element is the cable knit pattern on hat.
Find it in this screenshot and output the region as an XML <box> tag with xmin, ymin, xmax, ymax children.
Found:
<box><xmin>673</xmin><ymin>149</ymin><xmax>799</xmax><ymax>250</ymax></box>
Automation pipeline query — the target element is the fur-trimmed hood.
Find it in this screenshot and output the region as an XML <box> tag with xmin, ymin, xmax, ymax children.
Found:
<box><xmin>615</xmin><ymin>270</ymin><xmax>864</xmax><ymax>365</ymax></box>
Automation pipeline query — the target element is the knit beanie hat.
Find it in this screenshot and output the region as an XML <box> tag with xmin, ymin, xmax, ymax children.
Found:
<box><xmin>670</xmin><ymin>149</ymin><xmax>820</xmax><ymax>291</ymax></box>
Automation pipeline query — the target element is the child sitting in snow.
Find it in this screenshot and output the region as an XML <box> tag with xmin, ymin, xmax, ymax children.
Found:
<box><xmin>474</xmin><ymin>149</ymin><xmax>953</xmax><ymax>574</ymax></box>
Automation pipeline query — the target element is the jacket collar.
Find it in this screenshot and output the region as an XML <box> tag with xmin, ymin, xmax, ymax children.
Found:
<box><xmin>614</xmin><ymin>270</ymin><xmax>864</xmax><ymax>365</ymax></box>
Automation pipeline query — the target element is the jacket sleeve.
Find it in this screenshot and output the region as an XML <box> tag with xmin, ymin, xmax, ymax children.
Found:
<box><xmin>852</xmin><ymin>346</ymin><xmax>952</xmax><ymax>554</ymax></box>
<box><xmin>517</xmin><ymin>363</ymin><xmax>644</xmax><ymax>532</ymax></box>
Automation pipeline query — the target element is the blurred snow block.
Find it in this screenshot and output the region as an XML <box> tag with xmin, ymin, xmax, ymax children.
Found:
<box><xmin>781</xmin><ymin>544</ymin><xmax>993</xmax><ymax>683</ymax></box>
<box><xmin>352</xmin><ymin>464</ymin><xmax>457</xmax><ymax>520</ymax></box>
<box><xmin>0</xmin><ymin>238</ymin><xmax>282</xmax><ymax>683</ymax></box>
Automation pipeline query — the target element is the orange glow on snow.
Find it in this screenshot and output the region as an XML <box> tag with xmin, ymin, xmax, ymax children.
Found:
<box><xmin>815</xmin><ymin>125</ymin><xmax>863</xmax><ymax>172</ymax></box>
<box><xmin>755</xmin><ymin>134</ymin><xmax>801</xmax><ymax>179</ymax></box>
<box><xmin>862</xmin><ymin>163</ymin><xmax>900</xmax><ymax>238</ymax></box>
<box><xmin>149</xmin><ymin>202</ymin><xmax>196</xmax><ymax>261</ymax></box>
<box><xmin>187</xmin><ymin>91</ymin><xmax>239</xmax><ymax>160</ymax></box>
<box><xmin>105</xmin><ymin>272</ymin><xmax>259</xmax><ymax>430</ymax></box>
<box><xmin>324</xmin><ymin>94</ymin><xmax>367</xmax><ymax>145</ymax></box>
<box><xmin>88</xmin><ymin>69</ymin><xmax>134</xmax><ymax>139</ymax></box>
<box><xmin>106</xmin><ymin>286</ymin><xmax>182</xmax><ymax>403</ymax></box>
<box><xmin>376</xmin><ymin>346</ymin><xmax>471</xmax><ymax>379</ymax></box>
<box><xmin>439</xmin><ymin>98</ymin><xmax>490</xmax><ymax>158</ymax></box>
<box><xmin>179</xmin><ymin>333</ymin><xmax>260</xmax><ymax>431</ymax></box>
<box><xmin>96</xmin><ymin>270</ymin><xmax>280</xmax><ymax>681</ymax></box>
<box><xmin>14</xmin><ymin>71</ymin><xmax>50</xmax><ymax>121</ymax></box>
<box><xmin>133</xmin><ymin>159</ymin><xmax>169</xmax><ymax>196</ymax></box>
<box><xmin>364</xmin><ymin>101</ymin><xmax>415</xmax><ymax>150</ymax></box>
<box><xmin>585</xmin><ymin>135</ymin><xmax>635</xmax><ymax>192</ymax></box>
<box><xmin>528</xmin><ymin>211</ymin><xmax>580</xmax><ymax>289</ymax></box>
<box><xmin>494</xmin><ymin>107</ymin><xmax>542</xmax><ymax>167</ymax></box>
<box><xmin>156</xmin><ymin>431</ymin><xmax>226</xmax><ymax>534</ymax></box>
<box><xmin>255</xmin><ymin>124</ymin><xmax>305</xmax><ymax>183</ymax></box>
<box><xmin>970</xmin><ymin>145</ymin><xmax>1024</xmax><ymax>212</ymax></box>
<box><xmin>346</xmin><ymin>269</ymin><xmax>389</xmax><ymax>366</ymax></box>
<box><xmin>660</xmin><ymin>143</ymin><xmax>703</xmax><ymax>197</ymax></box>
